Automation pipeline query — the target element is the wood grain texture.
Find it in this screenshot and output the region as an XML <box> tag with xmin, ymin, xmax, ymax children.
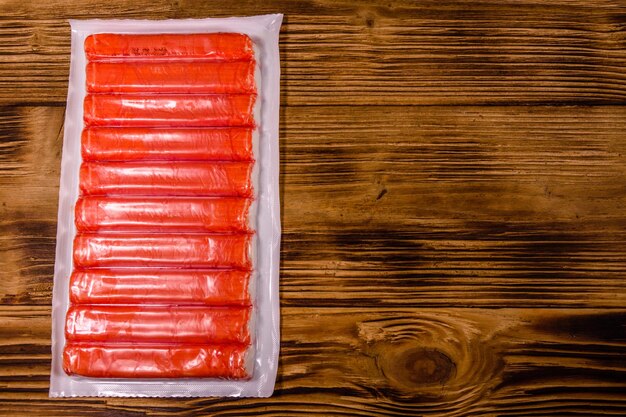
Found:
<box><xmin>0</xmin><ymin>0</ymin><xmax>625</xmax><ymax>414</ymax></box>
<box><xmin>1</xmin><ymin>306</ymin><xmax>625</xmax><ymax>416</ymax></box>
<box><xmin>1</xmin><ymin>105</ymin><xmax>624</xmax><ymax>307</ymax></box>
<box><xmin>0</xmin><ymin>0</ymin><xmax>625</xmax><ymax>105</ymax></box>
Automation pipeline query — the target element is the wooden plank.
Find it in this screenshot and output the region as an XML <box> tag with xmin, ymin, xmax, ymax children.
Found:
<box><xmin>0</xmin><ymin>0</ymin><xmax>626</xmax><ymax>105</ymax></box>
<box><xmin>1</xmin><ymin>105</ymin><xmax>624</xmax><ymax>307</ymax></box>
<box><xmin>1</xmin><ymin>306</ymin><xmax>625</xmax><ymax>416</ymax></box>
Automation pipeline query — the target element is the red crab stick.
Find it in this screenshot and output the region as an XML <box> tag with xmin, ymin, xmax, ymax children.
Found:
<box><xmin>73</xmin><ymin>233</ymin><xmax>252</xmax><ymax>269</ymax></box>
<box><xmin>64</xmin><ymin>343</ymin><xmax>250</xmax><ymax>379</ymax></box>
<box><xmin>79</xmin><ymin>161</ymin><xmax>253</xmax><ymax>197</ymax></box>
<box><xmin>69</xmin><ymin>269</ymin><xmax>252</xmax><ymax>305</ymax></box>
<box><xmin>85</xmin><ymin>33</ymin><xmax>254</xmax><ymax>61</ymax></box>
<box><xmin>75</xmin><ymin>197</ymin><xmax>252</xmax><ymax>233</ymax></box>
<box><xmin>81</xmin><ymin>127</ymin><xmax>253</xmax><ymax>162</ymax></box>
<box><xmin>65</xmin><ymin>305</ymin><xmax>251</xmax><ymax>344</ymax></box>
<box><xmin>87</xmin><ymin>61</ymin><xmax>256</xmax><ymax>94</ymax></box>
<box><xmin>84</xmin><ymin>94</ymin><xmax>256</xmax><ymax>127</ymax></box>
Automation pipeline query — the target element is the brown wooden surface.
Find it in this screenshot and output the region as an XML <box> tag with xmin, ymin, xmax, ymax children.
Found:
<box><xmin>0</xmin><ymin>0</ymin><xmax>625</xmax><ymax>415</ymax></box>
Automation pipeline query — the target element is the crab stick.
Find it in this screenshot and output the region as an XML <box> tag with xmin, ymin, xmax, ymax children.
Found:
<box><xmin>69</xmin><ymin>269</ymin><xmax>252</xmax><ymax>305</ymax></box>
<box><xmin>81</xmin><ymin>127</ymin><xmax>254</xmax><ymax>162</ymax></box>
<box><xmin>73</xmin><ymin>233</ymin><xmax>252</xmax><ymax>269</ymax></box>
<box><xmin>83</xmin><ymin>94</ymin><xmax>256</xmax><ymax>127</ymax></box>
<box><xmin>64</xmin><ymin>343</ymin><xmax>250</xmax><ymax>378</ymax></box>
<box><xmin>85</xmin><ymin>33</ymin><xmax>254</xmax><ymax>62</ymax></box>
<box><xmin>65</xmin><ymin>305</ymin><xmax>251</xmax><ymax>344</ymax></box>
<box><xmin>75</xmin><ymin>197</ymin><xmax>252</xmax><ymax>233</ymax></box>
<box><xmin>87</xmin><ymin>60</ymin><xmax>256</xmax><ymax>94</ymax></box>
<box><xmin>79</xmin><ymin>161</ymin><xmax>253</xmax><ymax>197</ymax></box>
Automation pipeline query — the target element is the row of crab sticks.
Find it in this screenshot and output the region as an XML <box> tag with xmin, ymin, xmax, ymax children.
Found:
<box><xmin>65</xmin><ymin>33</ymin><xmax>259</xmax><ymax>379</ymax></box>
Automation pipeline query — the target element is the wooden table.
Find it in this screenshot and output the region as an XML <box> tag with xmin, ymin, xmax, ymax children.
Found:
<box><xmin>1</xmin><ymin>1</ymin><xmax>625</xmax><ymax>415</ymax></box>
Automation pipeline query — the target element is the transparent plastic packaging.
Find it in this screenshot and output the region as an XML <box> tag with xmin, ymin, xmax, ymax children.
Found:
<box><xmin>50</xmin><ymin>15</ymin><xmax>282</xmax><ymax>398</ymax></box>
<box><xmin>69</xmin><ymin>269</ymin><xmax>252</xmax><ymax>305</ymax></box>
<box><xmin>83</xmin><ymin>93</ymin><xmax>256</xmax><ymax>127</ymax></box>
<box><xmin>63</xmin><ymin>344</ymin><xmax>250</xmax><ymax>379</ymax></box>
<box><xmin>86</xmin><ymin>61</ymin><xmax>256</xmax><ymax>94</ymax></box>
<box><xmin>84</xmin><ymin>33</ymin><xmax>255</xmax><ymax>61</ymax></box>
<box><xmin>73</xmin><ymin>233</ymin><xmax>253</xmax><ymax>268</ymax></box>
<box><xmin>65</xmin><ymin>305</ymin><xmax>252</xmax><ymax>344</ymax></box>
<box><xmin>75</xmin><ymin>197</ymin><xmax>252</xmax><ymax>233</ymax></box>
<box><xmin>81</xmin><ymin>127</ymin><xmax>254</xmax><ymax>161</ymax></box>
<box><xmin>79</xmin><ymin>161</ymin><xmax>254</xmax><ymax>196</ymax></box>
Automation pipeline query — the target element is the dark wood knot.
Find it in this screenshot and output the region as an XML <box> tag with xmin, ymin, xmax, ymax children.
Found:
<box><xmin>381</xmin><ymin>345</ymin><xmax>456</xmax><ymax>388</ymax></box>
<box><xmin>401</xmin><ymin>347</ymin><xmax>455</xmax><ymax>385</ymax></box>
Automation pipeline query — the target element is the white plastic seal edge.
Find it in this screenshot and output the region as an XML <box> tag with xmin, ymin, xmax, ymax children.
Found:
<box><xmin>49</xmin><ymin>14</ymin><xmax>282</xmax><ymax>398</ymax></box>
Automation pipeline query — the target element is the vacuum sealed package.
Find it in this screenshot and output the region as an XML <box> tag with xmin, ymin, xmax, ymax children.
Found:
<box><xmin>50</xmin><ymin>15</ymin><xmax>282</xmax><ymax>397</ymax></box>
